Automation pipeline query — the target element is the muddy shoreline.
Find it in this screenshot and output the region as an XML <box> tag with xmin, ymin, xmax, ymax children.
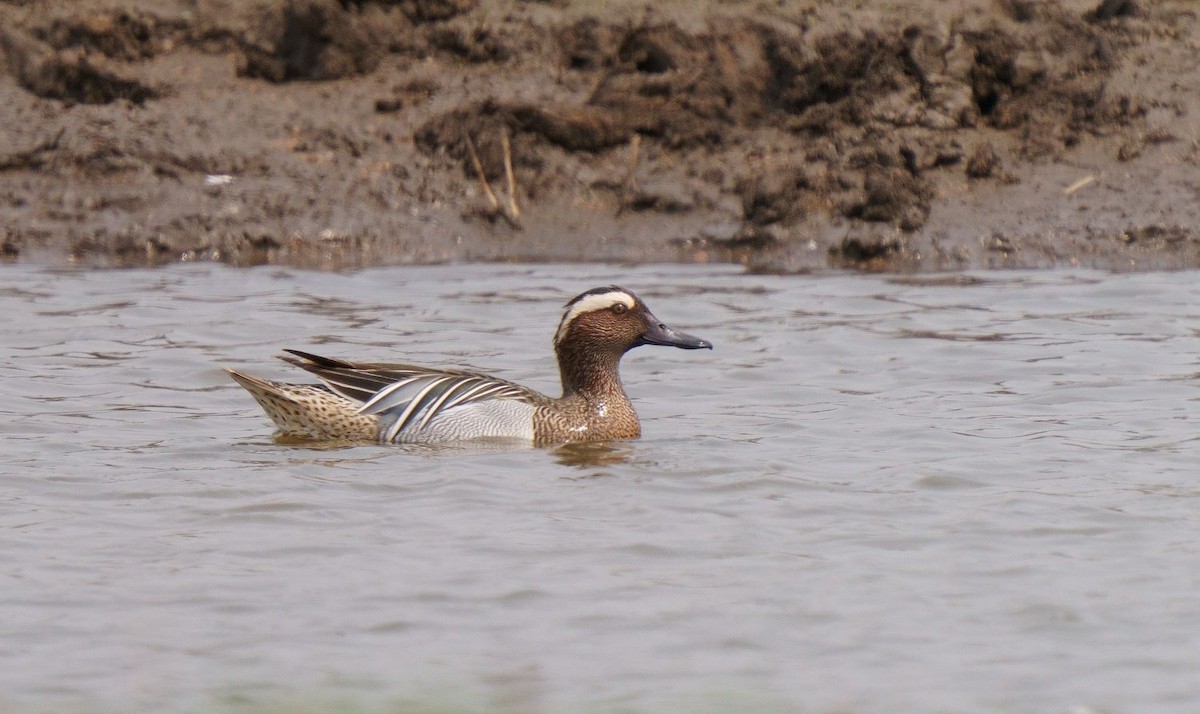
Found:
<box><xmin>0</xmin><ymin>0</ymin><xmax>1196</xmax><ymax>273</ymax></box>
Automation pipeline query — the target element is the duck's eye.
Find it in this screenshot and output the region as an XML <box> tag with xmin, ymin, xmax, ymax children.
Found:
<box><xmin>611</xmin><ymin>303</ymin><xmax>628</xmax><ymax>315</ymax></box>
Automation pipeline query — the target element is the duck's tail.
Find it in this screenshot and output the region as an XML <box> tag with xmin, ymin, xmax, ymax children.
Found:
<box><xmin>225</xmin><ymin>368</ymin><xmax>379</xmax><ymax>441</ymax></box>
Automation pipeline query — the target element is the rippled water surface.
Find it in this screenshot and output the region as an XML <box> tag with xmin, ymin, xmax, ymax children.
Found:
<box><xmin>2</xmin><ymin>264</ymin><xmax>1198</xmax><ymax>713</ymax></box>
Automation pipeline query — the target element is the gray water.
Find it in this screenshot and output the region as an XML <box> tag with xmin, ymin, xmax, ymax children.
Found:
<box><xmin>2</xmin><ymin>263</ymin><xmax>1198</xmax><ymax>714</ymax></box>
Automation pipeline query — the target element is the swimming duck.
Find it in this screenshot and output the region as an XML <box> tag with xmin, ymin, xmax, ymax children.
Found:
<box><xmin>226</xmin><ymin>286</ymin><xmax>712</xmax><ymax>445</ymax></box>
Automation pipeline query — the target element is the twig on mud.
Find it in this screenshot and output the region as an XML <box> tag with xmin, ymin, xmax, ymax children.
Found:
<box><xmin>0</xmin><ymin>127</ymin><xmax>64</xmax><ymax>172</ymax></box>
<box><xmin>586</xmin><ymin>70</ymin><xmax>614</xmax><ymax>104</ymax></box>
<box><xmin>1064</xmin><ymin>174</ymin><xmax>1096</xmax><ymax>196</ymax></box>
<box><xmin>464</xmin><ymin>133</ymin><xmax>501</xmax><ymax>214</ymax></box>
<box><xmin>617</xmin><ymin>134</ymin><xmax>642</xmax><ymax>216</ymax></box>
<box><xmin>501</xmin><ymin>128</ymin><xmax>521</xmax><ymax>225</ymax></box>
<box><xmin>464</xmin><ymin>131</ymin><xmax>521</xmax><ymax>229</ymax></box>
<box><xmin>624</xmin><ymin>134</ymin><xmax>642</xmax><ymax>192</ymax></box>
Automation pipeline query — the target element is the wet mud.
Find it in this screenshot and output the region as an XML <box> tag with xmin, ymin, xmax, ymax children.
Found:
<box><xmin>0</xmin><ymin>0</ymin><xmax>1197</xmax><ymax>272</ymax></box>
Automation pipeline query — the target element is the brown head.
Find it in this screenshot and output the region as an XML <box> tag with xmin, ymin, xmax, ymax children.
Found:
<box><xmin>553</xmin><ymin>286</ymin><xmax>711</xmax><ymax>397</ymax></box>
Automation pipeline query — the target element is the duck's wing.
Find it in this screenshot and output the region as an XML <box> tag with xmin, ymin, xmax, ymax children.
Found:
<box><xmin>281</xmin><ymin>349</ymin><xmax>541</xmax><ymax>438</ymax></box>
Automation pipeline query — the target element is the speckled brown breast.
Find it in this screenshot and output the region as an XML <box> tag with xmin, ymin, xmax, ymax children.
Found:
<box><xmin>531</xmin><ymin>392</ymin><xmax>641</xmax><ymax>446</ymax></box>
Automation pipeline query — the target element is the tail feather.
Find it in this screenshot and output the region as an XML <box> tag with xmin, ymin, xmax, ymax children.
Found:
<box><xmin>225</xmin><ymin>368</ymin><xmax>379</xmax><ymax>440</ymax></box>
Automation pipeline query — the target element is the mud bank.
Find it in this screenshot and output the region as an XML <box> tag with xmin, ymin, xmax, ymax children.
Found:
<box><xmin>0</xmin><ymin>0</ymin><xmax>1197</xmax><ymax>272</ymax></box>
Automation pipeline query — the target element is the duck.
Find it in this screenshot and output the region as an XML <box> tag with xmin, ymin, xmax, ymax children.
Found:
<box><xmin>226</xmin><ymin>286</ymin><xmax>712</xmax><ymax>445</ymax></box>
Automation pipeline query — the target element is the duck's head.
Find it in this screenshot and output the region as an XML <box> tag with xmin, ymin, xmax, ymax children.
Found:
<box><xmin>554</xmin><ymin>286</ymin><xmax>713</xmax><ymax>354</ymax></box>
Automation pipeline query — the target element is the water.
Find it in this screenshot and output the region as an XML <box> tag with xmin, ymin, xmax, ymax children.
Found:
<box><xmin>1</xmin><ymin>263</ymin><xmax>1198</xmax><ymax>714</ymax></box>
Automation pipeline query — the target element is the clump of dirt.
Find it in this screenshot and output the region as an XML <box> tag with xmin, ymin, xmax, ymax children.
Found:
<box><xmin>235</xmin><ymin>0</ymin><xmax>385</xmax><ymax>82</ymax></box>
<box><xmin>829</xmin><ymin>233</ymin><xmax>906</xmax><ymax>271</ymax></box>
<box><xmin>0</xmin><ymin>27</ymin><xmax>161</xmax><ymax>104</ymax></box>
<box><xmin>214</xmin><ymin>0</ymin><xmax>480</xmax><ymax>83</ymax></box>
<box><xmin>425</xmin><ymin>23</ymin><xmax>511</xmax><ymax>63</ymax></box>
<box><xmin>31</xmin><ymin>9</ymin><xmax>187</xmax><ymax>60</ymax></box>
<box><xmin>965</xmin><ymin>8</ymin><xmax>1130</xmax><ymax>159</ymax></box>
<box><xmin>847</xmin><ymin>166</ymin><xmax>932</xmax><ymax>231</ymax></box>
<box><xmin>965</xmin><ymin>141</ymin><xmax>1001</xmax><ymax>179</ymax></box>
<box><xmin>381</xmin><ymin>0</ymin><xmax>478</xmax><ymax>24</ymax></box>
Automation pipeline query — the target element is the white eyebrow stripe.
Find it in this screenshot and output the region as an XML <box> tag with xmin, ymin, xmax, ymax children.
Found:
<box><xmin>555</xmin><ymin>291</ymin><xmax>636</xmax><ymax>344</ymax></box>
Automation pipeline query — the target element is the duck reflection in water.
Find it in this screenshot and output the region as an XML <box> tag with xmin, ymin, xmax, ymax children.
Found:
<box><xmin>553</xmin><ymin>441</ymin><xmax>633</xmax><ymax>468</ymax></box>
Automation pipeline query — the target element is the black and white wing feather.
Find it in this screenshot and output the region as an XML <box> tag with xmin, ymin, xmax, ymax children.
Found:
<box><xmin>281</xmin><ymin>350</ymin><xmax>539</xmax><ymax>442</ymax></box>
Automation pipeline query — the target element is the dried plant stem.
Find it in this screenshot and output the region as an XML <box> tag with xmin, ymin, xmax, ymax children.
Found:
<box><xmin>501</xmin><ymin>128</ymin><xmax>521</xmax><ymax>225</ymax></box>
<box><xmin>617</xmin><ymin>133</ymin><xmax>642</xmax><ymax>215</ymax></box>
<box><xmin>464</xmin><ymin>133</ymin><xmax>501</xmax><ymax>213</ymax></box>
<box><xmin>464</xmin><ymin>130</ymin><xmax>521</xmax><ymax>229</ymax></box>
<box><xmin>1064</xmin><ymin>174</ymin><xmax>1096</xmax><ymax>196</ymax></box>
<box><xmin>624</xmin><ymin>134</ymin><xmax>641</xmax><ymax>190</ymax></box>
